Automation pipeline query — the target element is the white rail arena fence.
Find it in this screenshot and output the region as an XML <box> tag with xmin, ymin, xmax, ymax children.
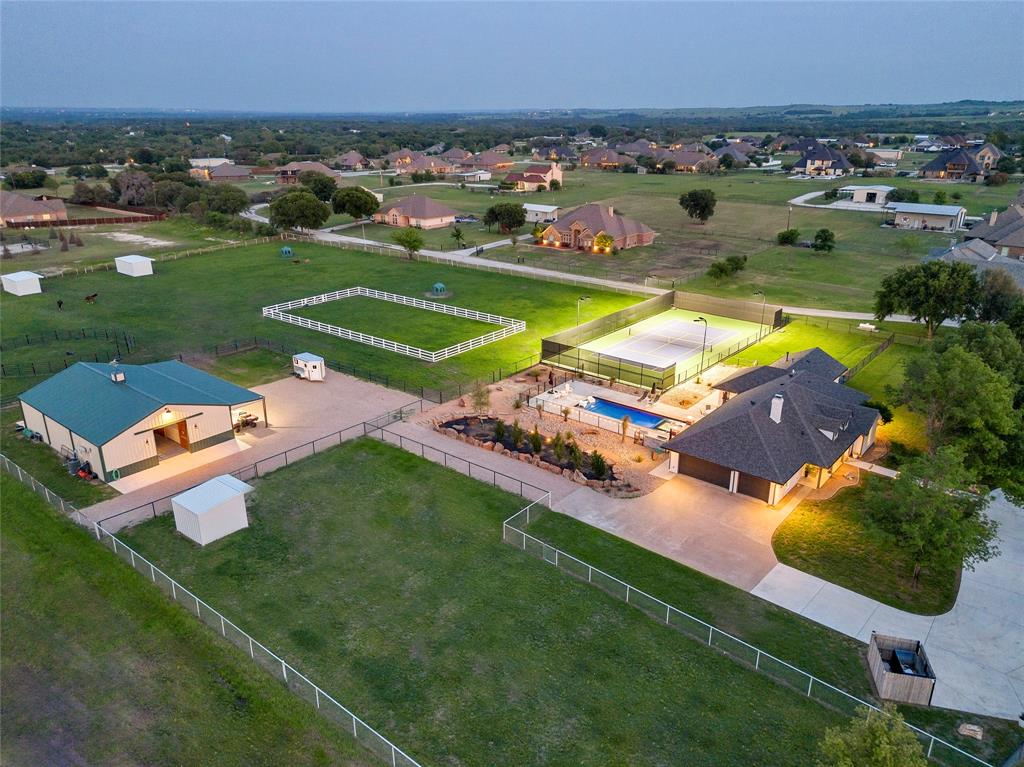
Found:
<box><xmin>262</xmin><ymin>286</ymin><xmax>525</xmax><ymax>362</ymax></box>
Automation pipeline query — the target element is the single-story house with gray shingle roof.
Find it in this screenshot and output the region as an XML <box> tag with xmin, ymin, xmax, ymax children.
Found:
<box><xmin>715</xmin><ymin>347</ymin><xmax>849</xmax><ymax>396</ymax></box>
<box><xmin>664</xmin><ymin>351</ymin><xmax>878</xmax><ymax>504</ymax></box>
<box><xmin>926</xmin><ymin>239</ymin><xmax>1024</xmax><ymax>290</ymax></box>
<box><xmin>19</xmin><ymin>361</ymin><xmax>264</xmax><ymax>483</ymax></box>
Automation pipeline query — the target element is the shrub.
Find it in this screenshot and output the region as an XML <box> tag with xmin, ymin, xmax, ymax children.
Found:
<box><xmin>493</xmin><ymin>419</ymin><xmax>506</xmax><ymax>442</ymax></box>
<box><xmin>528</xmin><ymin>427</ymin><xmax>543</xmax><ymax>454</ymax></box>
<box><xmin>864</xmin><ymin>400</ymin><xmax>894</xmax><ymax>424</ymax></box>
<box><xmin>822</xmin><ymin>188</ymin><xmax>839</xmax><ymax>201</ymax></box>
<box><xmin>511</xmin><ymin>419</ymin><xmax>524</xmax><ymax>447</ymax></box>
<box><xmin>985</xmin><ymin>171</ymin><xmax>1009</xmax><ymax>187</ymax></box>
<box><xmin>551</xmin><ymin>432</ymin><xmax>566</xmax><ymax>462</ymax></box>
<box><xmin>812</xmin><ymin>228</ymin><xmax>836</xmax><ymax>252</ymax></box>
<box><xmin>589</xmin><ymin>451</ymin><xmax>608</xmax><ymax>479</ymax></box>
<box><xmin>567</xmin><ymin>441</ymin><xmax>583</xmax><ymax>468</ymax></box>
<box><xmin>776</xmin><ymin>228</ymin><xmax>800</xmax><ymax>246</ymax></box>
<box><xmin>888</xmin><ymin>188</ymin><xmax>919</xmax><ymax>203</ymax></box>
<box><xmin>471</xmin><ymin>384</ymin><xmax>490</xmax><ymax>412</ymax></box>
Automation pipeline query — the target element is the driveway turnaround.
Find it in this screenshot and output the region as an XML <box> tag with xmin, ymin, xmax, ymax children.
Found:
<box><xmin>752</xmin><ymin>491</ymin><xmax>1024</xmax><ymax>720</ymax></box>
<box><xmin>553</xmin><ymin>470</ymin><xmax>807</xmax><ymax>590</ymax></box>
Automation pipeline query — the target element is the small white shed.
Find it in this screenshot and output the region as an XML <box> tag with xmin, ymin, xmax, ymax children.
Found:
<box><xmin>1</xmin><ymin>270</ymin><xmax>43</xmax><ymax>296</ymax></box>
<box><xmin>293</xmin><ymin>352</ymin><xmax>326</xmax><ymax>381</ymax></box>
<box><xmin>171</xmin><ymin>474</ymin><xmax>254</xmax><ymax>546</ymax></box>
<box><xmin>115</xmin><ymin>254</ymin><xmax>154</xmax><ymax>277</ymax></box>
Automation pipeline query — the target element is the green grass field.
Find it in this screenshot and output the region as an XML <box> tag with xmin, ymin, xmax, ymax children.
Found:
<box><xmin>198</xmin><ymin>348</ymin><xmax>294</xmax><ymax>388</ymax></box>
<box><xmin>0</xmin><ymin>475</ymin><xmax>374</xmax><ymax>767</ymax></box>
<box><xmin>0</xmin><ymin>217</ymin><xmax>238</xmax><ymax>274</ymax></box>
<box><xmin>848</xmin><ymin>343</ymin><xmax>930</xmax><ymax>454</ymax></box>
<box><xmin>121</xmin><ymin>437</ymin><xmax>845</xmax><ymax>766</ymax></box>
<box><xmin>773</xmin><ymin>478</ymin><xmax>958</xmax><ymax>615</ymax></box>
<box><xmin>358</xmin><ymin>222</ymin><xmax>509</xmax><ymax>251</ymax></box>
<box><xmin>727</xmin><ymin>319</ymin><xmax>883</xmax><ymax>369</ymax></box>
<box><xmin>292</xmin><ymin>294</ymin><xmax>497</xmax><ymax>350</ymax></box>
<box><xmin>0</xmin><ymin>241</ymin><xmax>639</xmax><ymax>401</ymax></box>
<box><xmin>525</xmin><ymin>504</ymin><xmax>1021</xmax><ymax>763</ymax></box>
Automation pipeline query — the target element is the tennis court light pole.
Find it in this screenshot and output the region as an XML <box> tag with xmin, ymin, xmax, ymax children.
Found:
<box><xmin>694</xmin><ymin>316</ymin><xmax>708</xmax><ymax>383</ymax></box>
<box><xmin>576</xmin><ymin>295</ymin><xmax>591</xmax><ymax>326</ymax></box>
<box><xmin>753</xmin><ymin>289</ymin><xmax>767</xmax><ymax>339</ymax></box>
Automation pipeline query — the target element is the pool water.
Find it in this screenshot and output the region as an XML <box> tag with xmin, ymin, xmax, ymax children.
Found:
<box><xmin>579</xmin><ymin>397</ymin><xmax>665</xmax><ymax>429</ymax></box>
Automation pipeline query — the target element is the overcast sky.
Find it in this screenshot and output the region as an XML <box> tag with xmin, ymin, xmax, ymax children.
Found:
<box><xmin>2</xmin><ymin>1</ymin><xmax>1022</xmax><ymax>112</ymax></box>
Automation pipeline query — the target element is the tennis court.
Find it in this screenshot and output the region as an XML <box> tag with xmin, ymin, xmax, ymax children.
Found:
<box><xmin>579</xmin><ymin>308</ymin><xmax>763</xmax><ymax>371</ymax></box>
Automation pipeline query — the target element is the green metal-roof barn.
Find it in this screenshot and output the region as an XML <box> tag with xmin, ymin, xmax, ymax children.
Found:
<box><xmin>19</xmin><ymin>361</ymin><xmax>264</xmax><ymax>484</ymax></box>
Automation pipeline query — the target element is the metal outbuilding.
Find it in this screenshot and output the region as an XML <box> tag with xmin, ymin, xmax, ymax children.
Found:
<box><xmin>1</xmin><ymin>270</ymin><xmax>43</xmax><ymax>296</ymax></box>
<box><xmin>172</xmin><ymin>474</ymin><xmax>254</xmax><ymax>546</ymax></box>
<box><xmin>115</xmin><ymin>254</ymin><xmax>154</xmax><ymax>277</ymax></box>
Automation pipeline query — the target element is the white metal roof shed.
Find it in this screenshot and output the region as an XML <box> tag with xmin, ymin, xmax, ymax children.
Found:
<box><xmin>115</xmin><ymin>254</ymin><xmax>154</xmax><ymax>277</ymax></box>
<box><xmin>1</xmin><ymin>270</ymin><xmax>43</xmax><ymax>296</ymax></box>
<box><xmin>172</xmin><ymin>474</ymin><xmax>254</xmax><ymax>546</ymax></box>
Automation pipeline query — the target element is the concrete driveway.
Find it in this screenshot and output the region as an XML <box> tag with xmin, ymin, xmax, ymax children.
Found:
<box><xmin>753</xmin><ymin>491</ymin><xmax>1024</xmax><ymax>720</ymax></box>
<box><xmin>553</xmin><ymin>470</ymin><xmax>803</xmax><ymax>589</ymax></box>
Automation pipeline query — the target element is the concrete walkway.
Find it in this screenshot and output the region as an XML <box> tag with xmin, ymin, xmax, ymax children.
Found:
<box><xmin>752</xmin><ymin>491</ymin><xmax>1024</xmax><ymax>720</ymax></box>
<box><xmin>789</xmin><ymin>189</ymin><xmax>887</xmax><ymax>212</ymax></box>
<box><xmin>848</xmin><ymin>458</ymin><xmax>900</xmax><ymax>479</ymax></box>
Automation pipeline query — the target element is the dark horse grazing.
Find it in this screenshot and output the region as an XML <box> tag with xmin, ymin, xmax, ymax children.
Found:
<box><xmin>84</xmin><ymin>293</ymin><xmax>99</xmax><ymax>303</ymax></box>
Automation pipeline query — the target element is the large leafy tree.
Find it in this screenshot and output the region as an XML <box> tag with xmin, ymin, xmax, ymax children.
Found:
<box><xmin>116</xmin><ymin>170</ymin><xmax>153</xmax><ymax>206</ymax></box>
<box><xmin>812</xmin><ymin>228</ymin><xmax>836</xmax><ymax>252</ymax></box>
<box><xmin>203</xmin><ymin>183</ymin><xmax>249</xmax><ymax>214</ymax></box>
<box><xmin>678</xmin><ymin>189</ymin><xmax>716</xmax><ymax>223</ymax></box>
<box><xmin>817</xmin><ymin>704</ymin><xmax>927</xmax><ymax>767</ymax></box>
<box><xmin>267</xmin><ymin>189</ymin><xmax>330</xmax><ymax>230</ymax></box>
<box><xmin>977</xmin><ymin>268</ymin><xmax>1024</xmax><ymax>323</ymax></box>
<box><xmin>865</xmin><ymin>447</ymin><xmax>998</xmax><ymax>586</ymax></box>
<box><xmin>874</xmin><ymin>261</ymin><xmax>980</xmax><ymax>338</ymax></box>
<box><xmin>331</xmin><ymin>186</ymin><xmax>379</xmax><ymax>219</ymax></box>
<box><xmin>297</xmin><ymin>170</ymin><xmax>337</xmax><ymax>202</ymax></box>
<box><xmin>902</xmin><ymin>344</ymin><xmax>1018</xmax><ymax>475</ymax></box>
<box><xmin>391</xmin><ymin>227</ymin><xmax>425</xmax><ymax>260</ymax></box>
<box><xmin>483</xmin><ymin>202</ymin><xmax>526</xmax><ymax>233</ymax></box>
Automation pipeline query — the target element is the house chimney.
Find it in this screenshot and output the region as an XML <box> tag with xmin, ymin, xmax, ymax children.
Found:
<box><xmin>770</xmin><ymin>394</ymin><xmax>784</xmax><ymax>424</ymax></box>
<box><xmin>989</xmin><ymin>210</ymin><xmax>998</xmax><ymax>226</ymax></box>
<box><xmin>608</xmin><ymin>206</ymin><xmax>615</xmax><ymax>217</ymax></box>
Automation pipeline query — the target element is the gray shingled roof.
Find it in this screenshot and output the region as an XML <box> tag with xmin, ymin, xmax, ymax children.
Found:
<box><xmin>665</xmin><ymin>370</ymin><xmax>877</xmax><ymax>484</ymax></box>
<box><xmin>715</xmin><ymin>347</ymin><xmax>848</xmax><ymax>394</ymax></box>
<box><xmin>792</xmin><ymin>143</ymin><xmax>853</xmax><ymax>171</ymax></box>
<box><xmin>921</xmin><ymin>148</ymin><xmax>982</xmax><ymax>176</ymax></box>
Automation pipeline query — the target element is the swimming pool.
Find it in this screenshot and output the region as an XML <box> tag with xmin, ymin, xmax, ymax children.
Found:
<box><xmin>579</xmin><ymin>397</ymin><xmax>665</xmax><ymax>429</ymax></box>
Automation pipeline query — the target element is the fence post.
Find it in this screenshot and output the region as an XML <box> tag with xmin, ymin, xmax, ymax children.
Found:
<box><xmin>807</xmin><ymin>677</ymin><xmax>814</xmax><ymax>696</ymax></box>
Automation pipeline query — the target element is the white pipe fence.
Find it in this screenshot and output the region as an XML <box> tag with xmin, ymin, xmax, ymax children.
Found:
<box><xmin>262</xmin><ymin>286</ymin><xmax>525</xmax><ymax>363</ymax></box>
<box><xmin>500</xmin><ymin>505</ymin><xmax>996</xmax><ymax>767</ymax></box>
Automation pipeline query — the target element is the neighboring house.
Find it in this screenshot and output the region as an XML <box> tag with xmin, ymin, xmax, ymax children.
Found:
<box><xmin>838</xmin><ymin>184</ymin><xmax>895</xmax><ymax>204</ymax></box>
<box><xmin>580</xmin><ymin>149</ymin><xmax>635</xmax><ymax>169</ymax></box>
<box><xmin>333</xmin><ymin>151</ymin><xmax>367</xmax><ymax>171</ymax></box>
<box><xmin>614</xmin><ymin>139</ymin><xmax>658</xmax><ymax>156</ymax></box>
<box><xmin>968</xmin><ymin>142</ymin><xmax>1003</xmax><ymax>171</ymax></box>
<box><xmin>423</xmin><ymin>143</ymin><xmax>445</xmax><ymax>155</ymax></box>
<box><xmin>0</xmin><ymin>190</ymin><xmax>68</xmax><ymax>227</ymax></box>
<box><xmin>533</xmin><ymin>145</ymin><xmax>578</xmax><ymax>163</ymax></box>
<box><xmin>189</xmin><ymin>157</ymin><xmax>232</xmax><ymax>169</ymax></box>
<box><xmin>274</xmin><ymin>161</ymin><xmax>340</xmax><ymax>185</ymax></box>
<box><xmin>524</xmin><ymin>203</ymin><xmax>561</xmax><ymax>224</ymax></box>
<box><xmin>371</xmin><ymin>195</ymin><xmax>458</xmax><ymax>229</ymax></box>
<box><xmin>920</xmin><ymin>148</ymin><xmax>983</xmax><ymax>181</ymax></box>
<box><xmin>664</xmin><ymin>349</ymin><xmax>879</xmax><ymax>504</ymax></box>
<box><xmin>383</xmin><ymin>148</ymin><xmax>424</xmax><ymax>167</ymax></box>
<box><xmin>884</xmin><ymin>202</ymin><xmax>967</xmax><ymax>232</ymax></box>
<box><xmin>670</xmin><ymin>141</ymin><xmax>714</xmax><ymax>154</ymax></box>
<box><xmin>489</xmin><ymin>143</ymin><xmax>512</xmax><ymax>153</ymax></box>
<box><xmin>869</xmin><ymin>148</ymin><xmax>903</xmax><ymax>162</ymax></box>
<box><xmin>652</xmin><ymin>148</ymin><xmax>716</xmax><ymax>172</ymax></box>
<box><xmin>724</xmin><ymin>141</ymin><xmax>758</xmax><ymax>155</ymax></box>
<box><xmin>769</xmin><ymin>135</ymin><xmax>801</xmax><ymax>152</ymax></box>
<box><xmin>965</xmin><ymin>204</ymin><xmax>1024</xmax><ymax>258</ymax></box>
<box><xmin>927</xmin><ymin>238</ymin><xmax>1024</xmax><ymax>288</ymax></box>
<box><xmin>539</xmin><ymin>203</ymin><xmax>656</xmax><ymax>251</ymax></box>
<box><xmin>786</xmin><ymin>138</ymin><xmax>821</xmax><ymax>155</ymax></box>
<box><xmin>441</xmin><ymin>147</ymin><xmax>473</xmax><ymax>163</ymax></box>
<box><xmin>503</xmin><ymin>162</ymin><xmax>563</xmax><ymax>192</ymax></box>
<box><xmin>396</xmin><ymin>156</ymin><xmax>458</xmax><ymax>176</ymax></box>
<box><xmin>913</xmin><ymin>138</ymin><xmax>945</xmax><ymax>152</ymax></box>
<box><xmin>461</xmin><ymin>151</ymin><xmax>514</xmax><ymax>171</ymax></box>
<box><xmin>18</xmin><ymin>361</ymin><xmax>265</xmax><ymax>483</ymax></box>
<box><xmin>714</xmin><ymin>144</ymin><xmax>752</xmax><ymax>166</ymax></box>
<box><xmin>792</xmin><ymin>143</ymin><xmax>853</xmax><ymax>177</ymax></box>
<box><xmin>206</xmin><ymin>163</ymin><xmax>253</xmax><ymax>183</ymax></box>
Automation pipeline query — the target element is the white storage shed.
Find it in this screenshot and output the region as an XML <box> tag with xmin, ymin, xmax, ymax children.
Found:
<box><xmin>1</xmin><ymin>270</ymin><xmax>43</xmax><ymax>296</ymax></box>
<box><xmin>172</xmin><ymin>474</ymin><xmax>254</xmax><ymax>546</ymax></box>
<box><xmin>115</xmin><ymin>254</ymin><xmax>154</xmax><ymax>277</ymax></box>
<box><xmin>292</xmin><ymin>352</ymin><xmax>326</xmax><ymax>381</ymax></box>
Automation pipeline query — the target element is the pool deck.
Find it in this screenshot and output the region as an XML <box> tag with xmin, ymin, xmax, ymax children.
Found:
<box><xmin>531</xmin><ymin>380</ymin><xmax>692</xmax><ymax>428</ymax></box>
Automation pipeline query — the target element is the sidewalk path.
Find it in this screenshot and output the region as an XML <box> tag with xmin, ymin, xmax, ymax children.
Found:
<box><xmin>848</xmin><ymin>458</ymin><xmax>900</xmax><ymax>479</ymax></box>
<box><xmin>752</xmin><ymin>491</ymin><xmax>1024</xmax><ymax>720</ymax></box>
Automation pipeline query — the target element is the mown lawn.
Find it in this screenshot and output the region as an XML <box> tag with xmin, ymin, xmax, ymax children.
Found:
<box><xmin>198</xmin><ymin>348</ymin><xmax>294</xmax><ymax>389</ymax></box>
<box><xmin>293</xmin><ymin>294</ymin><xmax>496</xmax><ymax>349</ymax></box>
<box><xmin>526</xmin><ymin>505</ymin><xmax>1021</xmax><ymax>764</ymax></box>
<box><xmin>122</xmin><ymin>438</ymin><xmax>846</xmax><ymax>767</ymax></box>
<box><xmin>0</xmin><ymin>407</ymin><xmax>117</xmax><ymax>506</ymax></box>
<box><xmin>727</xmin><ymin>319</ymin><xmax>884</xmax><ymax>369</ymax></box>
<box><xmin>358</xmin><ymin>221</ymin><xmax>509</xmax><ymax>251</ymax></box>
<box><xmin>0</xmin><ymin>240</ymin><xmax>639</xmax><ymax>401</ymax></box>
<box><xmin>848</xmin><ymin>343</ymin><xmax>930</xmax><ymax>454</ymax></box>
<box><xmin>0</xmin><ymin>475</ymin><xmax>374</xmax><ymax>767</ymax></box>
<box><xmin>772</xmin><ymin>478</ymin><xmax>959</xmax><ymax>615</ymax></box>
